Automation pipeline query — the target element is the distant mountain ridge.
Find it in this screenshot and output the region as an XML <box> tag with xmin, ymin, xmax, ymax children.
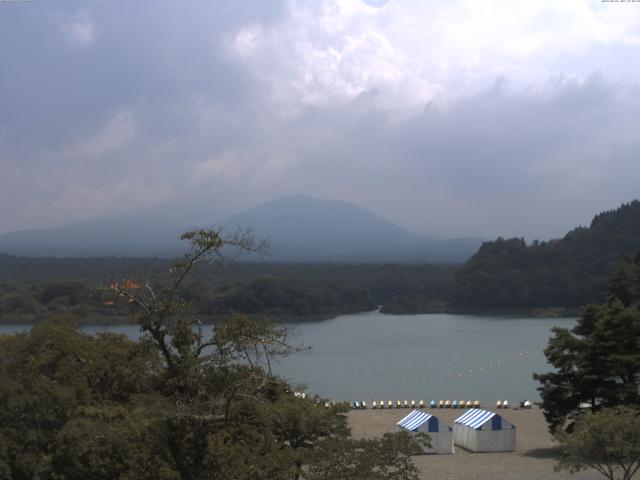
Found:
<box><xmin>220</xmin><ymin>195</ymin><xmax>480</xmax><ymax>262</ymax></box>
<box><xmin>449</xmin><ymin>200</ymin><xmax>640</xmax><ymax>308</ymax></box>
<box><xmin>0</xmin><ymin>195</ymin><xmax>482</xmax><ymax>262</ymax></box>
<box><xmin>0</xmin><ymin>218</ymin><xmax>186</xmax><ymax>257</ymax></box>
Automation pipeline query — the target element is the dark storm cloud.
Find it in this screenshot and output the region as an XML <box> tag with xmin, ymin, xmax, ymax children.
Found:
<box><xmin>260</xmin><ymin>75</ymin><xmax>640</xmax><ymax>238</ymax></box>
<box><xmin>0</xmin><ymin>0</ymin><xmax>288</xmax><ymax>230</ymax></box>
<box><xmin>0</xmin><ymin>0</ymin><xmax>639</xmax><ymax>239</ymax></box>
<box><xmin>0</xmin><ymin>0</ymin><xmax>285</xmax><ymax>152</ymax></box>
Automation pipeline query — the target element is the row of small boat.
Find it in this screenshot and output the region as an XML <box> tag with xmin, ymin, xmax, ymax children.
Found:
<box><xmin>321</xmin><ymin>399</ymin><xmax>524</xmax><ymax>409</ymax></box>
<box><xmin>348</xmin><ymin>400</ymin><xmax>484</xmax><ymax>409</ymax></box>
<box><xmin>435</xmin><ymin>400</ymin><xmax>482</xmax><ymax>409</ymax></box>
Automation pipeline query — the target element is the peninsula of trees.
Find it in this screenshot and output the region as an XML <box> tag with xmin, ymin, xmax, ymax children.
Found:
<box><xmin>386</xmin><ymin>200</ymin><xmax>640</xmax><ymax>314</ymax></box>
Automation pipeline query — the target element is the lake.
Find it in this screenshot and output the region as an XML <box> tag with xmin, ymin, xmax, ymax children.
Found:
<box><xmin>274</xmin><ymin>311</ymin><xmax>576</xmax><ymax>405</ymax></box>
<box><xmin>0</xmin><ymin>311</ymin><xmax>576</xmax><ymax>405</ymax></box>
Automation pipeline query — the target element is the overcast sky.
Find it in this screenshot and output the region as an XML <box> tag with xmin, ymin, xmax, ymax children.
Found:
<box><xmin>1</xmin><ymin>0</ymin><xmax>639</xmax><ymax>239</ymax></box>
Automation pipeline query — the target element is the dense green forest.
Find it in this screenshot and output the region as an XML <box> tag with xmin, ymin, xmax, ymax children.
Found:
<box><xmin>0</xmin><ymin>254</ymin><xmax>454</xmax><ymax>302</ymax></box>
<box><xmin>0</xmin><ymin>230</ymin><xmax>423</xmax><ymax>479</ymax></box>
<box><xmin>0</xmin><ymin>277</ymin><xmax>376</xmax><ymax>324</ymax></box>
<box><xmin>0</xmin><ymin>257</ymin><xmax>454</xmax><ymax>323</ymax></box>
<box><xmin>450</xmin><ymin>200</ymin><xmax>640</xmax><ymax>309</ymax></box>
<box><xmin>381</xmin><ymin>201</ymin><xmax>640</xmax><ymax>313</ymax></box>
<box><xmin>0</xmin><ymin>200</ymin><xmax>638</xmax><ymax>321</ymax></box>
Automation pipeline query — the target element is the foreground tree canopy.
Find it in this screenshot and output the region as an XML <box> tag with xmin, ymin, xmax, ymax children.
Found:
<box><xmin>0</xmin><ymin>229</ymin><xmax>423</xmax><ymax>480</ymax></box>
<box><xmin>534</xmin><ymin>251</ymin><xmax>640</xmax><ymax>432</ymax></box>
<box><xmin>555</xmin><ymin>406</ymin><xmax>640</xmax><ymax>480</ymax></box>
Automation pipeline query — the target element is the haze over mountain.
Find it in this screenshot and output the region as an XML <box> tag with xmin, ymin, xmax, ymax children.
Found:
<box><xmin>0</xmin><ymin>218</ymin><xmax>186</xmax><ymax>258</ymax></box>
<box><xmin>0</xmin><ymin>195</ymin><xmax>481</xmax><ymax>262</ymax></box>
<box><xmin>221</xmin><ymin>195</ymin><xmax>481</xmax><ymax>261</ymax></box>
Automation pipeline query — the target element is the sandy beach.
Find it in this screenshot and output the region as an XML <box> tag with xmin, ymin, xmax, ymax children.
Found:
<box><xmin>348</xmin><ymin>407</ymin><xmax>605</xmax><ymax>480</ymax></box>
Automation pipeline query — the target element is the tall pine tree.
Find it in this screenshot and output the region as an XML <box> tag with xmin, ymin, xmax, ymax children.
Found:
<box><xmin>534</xmin><ymin>251</ymin><xmax>640</xmax><ymax>432</ymax></box>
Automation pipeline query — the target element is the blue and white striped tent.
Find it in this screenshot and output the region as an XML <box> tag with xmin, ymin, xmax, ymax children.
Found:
<box><xmin>453</xmin><ymin>409</ymin><xmax>515</xmax><ymax>452</ymax></box>
<box><xmin>396</xmin><ymin>410</ymin><xmax>454</xmax><ymax>454</ymax></box>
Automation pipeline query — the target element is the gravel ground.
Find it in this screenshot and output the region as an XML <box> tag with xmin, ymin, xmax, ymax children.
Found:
<box><xmin>347</xmin><ymin>407</ymin><xmax>606</xmax><ymax>480</ymax></box>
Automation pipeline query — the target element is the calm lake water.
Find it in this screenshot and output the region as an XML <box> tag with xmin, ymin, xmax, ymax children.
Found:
<box><xmin>0</xmin><ymin>311</ymin><xmax>576</xmax><ymax>404</ymax></box>
<box><xmin>274</xmin><ymin>311</ymin><xmax>576</xmax><ymax>404</ymax></box>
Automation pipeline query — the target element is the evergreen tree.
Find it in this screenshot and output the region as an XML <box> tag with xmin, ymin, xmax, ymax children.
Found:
<box><xmin>534</xmin><ymin>252</ymin><xmax>640</xmax><ymax>432</ymax></box>
<box><xmin>451</xmin><ymin>200</ymin><xmax>640</xmax><ymax>309</ymax></box>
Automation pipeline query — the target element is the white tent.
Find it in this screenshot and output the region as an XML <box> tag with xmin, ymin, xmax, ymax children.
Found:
<box><xmin>453</xmin><ymin>409</ymin><xmax>516</xmax><ymax>452</ymax></box>
<box><xmin>396</xmin><ymin>410</ymin><xmax>454</xmax><ymax>454</ymax></box>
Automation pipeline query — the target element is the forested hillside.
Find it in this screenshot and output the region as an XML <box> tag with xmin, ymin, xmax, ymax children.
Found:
<box><xmin>0</xmin><ymin>254</ymin><xmax>456</xmax><ymax>301</ymax></box>
<box><xmin>0</xmin><ymin>277</ymin><xmax>376</xmax><ymax>324</ymax></box>
<box><xmin>2</xmin><ymin>200</ymin><xmax>638</xmax><ymax>319</ymax></box>
<box><xmin>0</xmin><ymin>256</ymin><xmax>454</xmax><ymax>323</ymax></box>
<box><xmin>449</xmin><ymin>201</ymin><xmax>640</xmax><ymax>308</ymax></box>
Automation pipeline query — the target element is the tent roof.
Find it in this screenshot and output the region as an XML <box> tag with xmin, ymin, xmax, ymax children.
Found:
<box><xmin>454</xmin><ymin>409</ymin><xmax>497</xmax><ymax>429</ymax></box>
<box><xmin>397</xmin><ymin>410</ymin><xmax>433</xmax><ymax>431</ymax></box>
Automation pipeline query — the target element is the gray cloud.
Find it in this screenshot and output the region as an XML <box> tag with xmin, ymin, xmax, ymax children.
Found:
<box><xmin>0</xmin><ymin>0</ymin><xmax>639</xmax><ymax>240</ymax></box>
<box><xmin>247</xmin><ymin>75</ymin><xmax>640</xmax><ymax>239</ymax></box>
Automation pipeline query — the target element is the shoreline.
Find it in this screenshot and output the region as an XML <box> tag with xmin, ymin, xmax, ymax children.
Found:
<box><xmin>0</xmin><ymin>305</ymin><xmax>582</xmax><ymax>327</ymax></box>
